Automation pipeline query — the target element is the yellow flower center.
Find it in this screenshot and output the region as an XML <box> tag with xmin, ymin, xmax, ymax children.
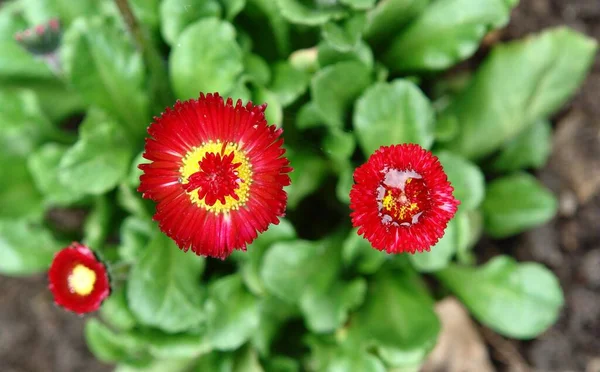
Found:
<box><xmin>180</xmin><ymin>141</ymin><xmax>252</xmax><ymax>214</ymax></box>
<box><xmin>68</xmin><ymin>264</ymin><xmax>97</xmax><ymax>296</ymax></box>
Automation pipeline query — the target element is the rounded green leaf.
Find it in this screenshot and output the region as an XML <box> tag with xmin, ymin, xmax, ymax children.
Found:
<box><xmin>270</xmin><ymin>62</ymin><xmax>309</xmax><ymax>107</ymax></box>
<box><xmin>127</xmin><ymin>233</ymin><xmax>206</xmax><ymax>333</ymax></box>
<box><xmin>491</xmin><ymin>119</ymin><xmax>552</xmax><ymax>172</ymax></box>
<box><xmin>205</xmin><ymin>275</ymin><xmax>260</xmax><ymax>351</ymax></box>
<box><xmin>285</xmin><ymin>148</ymin><xmax>328</xmax><ymax>209</ymax></box>
<box><xmin>437</xmin><ymin>256</ymin><xmax>564</xmax><ymax>339</ymax></box>
<box><xmin>353</xmin><ymin>79</ymin><xmax>434</xmax><ymax>156</ymax></box>
<box><xmin>0</xmin><ymin>219</ymin><xmax>62</xmax><ymax>276</ymax></box>
<box><xmin>160</xmin><ymin>0</ymin><xmax>221</xmax><ymax>45</ymax></box>
<box><xmin>440</xmin><ymin>28</ymin><xmax>597</xmax><ymax>160</ymax></box>
<box><xmin>435</xmin><ymin>151</ymin><xmax>485</xmax><ymax>211</ymax></box>
<box><xmin>170</xmin><ymin>18</ymin><xmax>244</xmax><ymax>99</ymax></box>
<box><xmin>382</xmin><ymin>0</ymin><xmax>510</xmax><ymax>71</ymax></box>
<box><xmin>317</xmin><ymin>40</ymin><xmax>374</xmax><ymax>69</ymax></box>
<box><xmin>342</xmin><ymin>229</ymin><xmax>387</xmax><ymax>275</ymax></box>
<box><xmin>84</xmin><ymin>318</ymin><xmax>150</xmax><ymax>365</ymax></box>
<box><xmin>364</xmin><ymin>0</ymin><xmax>429</xmax><ymax>45</ymax></box>
<box><xmin>321</xmin><ymin>13</ymin><xmax>366</xmax><ymax>52</ymax></box>
<box><xmin>349</xmin><ymin>269</ymin><xmax>440</xmax><ymax>350</ymax></box>
<box><xmin>28</xmin><ymin>144</ymin><xmax>85</xmax><ymax>206</ymax></box>
<box><xmin>409</xmin><ymin>215</ymin><xmax>458</xmax><ymax>273</ymax></box>
<box><xmin>59</xmin><ymin>111</ymin><xmax>132</xmax><ymax>195</ymax></box>
<box><xmin>252</xmin><ymin>86</ymin><xmax>283</xmax><ymax>127</ymax></box>
<box><xmin>100</xmin><ymin>287</ymin><xmax>138</xmax><ymax>331</ymax></box>
<box><xmin>275</xmin><ymin>0</ymin><xmax>347</xmax><ymax>26</ymax></box>
<box><xmin>0</xmin><ymin>154</ymin><xmax>44</xmax><ymax>220</ymax></box>
<box><xmin>482</xmin><ymin>173</ymin><xmax>557</xmax><ymax>238</ymax></box>
<box><xmin>312</xmin><ymin>61</ymin><xmax>372</xmax><ymax>128</ymax></box>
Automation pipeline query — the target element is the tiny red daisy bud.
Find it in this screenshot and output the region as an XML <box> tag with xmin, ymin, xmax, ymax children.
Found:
<box><xmin>48</xmin><ymin>243</ymin><xmax>111</xmax><ymax>314</ymax></box>
<box><xmin>14</xmin><ymin>18</ymin><xmax>61</xmax><ymax>56</ymax></box>
<box><xmin>138</xmin><ymin>93</ymin><xmax>292</xmax><ymax>259</ymax></box>
<box><xmin>350</xmin><ymin>144</ymin><xmax>460</xmax><ymax>254</ymax></box>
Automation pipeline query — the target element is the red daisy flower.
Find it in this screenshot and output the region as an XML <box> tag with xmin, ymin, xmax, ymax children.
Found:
<box><xmin>48</xmin><ymin>243</ymin><xmax>111</xmax><ymax>314</ymax></box>
<box><xmin>138</xmin><ymin>93</ymin><xmax>292</xmax><ymax>259</ymax></box>
<box><xmin>350</xmin><ymin>144</ymin><xmax>459</xmax><ymax>254</ymax></box>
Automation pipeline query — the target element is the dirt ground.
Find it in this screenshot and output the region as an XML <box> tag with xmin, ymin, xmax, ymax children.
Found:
<box><xmin>0</xmin><ymin>1</ymin><xmax>598</xmax><ymax>371</ymax></box>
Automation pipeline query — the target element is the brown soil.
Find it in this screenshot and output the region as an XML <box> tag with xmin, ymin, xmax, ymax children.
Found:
<box><xmin>0</xmin><ymin>1</ymin><xmax>598</xmax><ymax>371</ymax></box>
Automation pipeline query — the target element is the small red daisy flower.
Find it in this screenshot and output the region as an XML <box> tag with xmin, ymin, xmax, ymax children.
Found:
<box><xmin>48</xmin><ymin>243</ymin><xmax>111</xmax><ymax>314</ymax></box>
<box><xmin>138</xmin><ymin>93</ymin><xmax>292</xmax><ymax>259</ymax></box>
<box><xmin>350</xmin><ymin>144</ymin><xmax>459</xmax><ymax>254</ymax></box>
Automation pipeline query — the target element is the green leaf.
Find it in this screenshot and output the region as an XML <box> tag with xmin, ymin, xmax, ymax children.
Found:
<box><xmin>322</xmin><ymin>128</ymin><xmax>355</xmax><ymax>164</ymax></box>
<box><xmin>170</xmin><ymin>18</ymin><xmax>244</xmax><ymax>99</ymax></box>
<box><xmin>285</xmin><ymin>148</ymin><xmax>328</xmax><ymax>209</ymax></box>
<box><xmin>236</xmin><ymin>218</ymin><xmax>296</xmax><ymax>295</ymax></box>
<box><xmin>311</xmin><ymin>61</ymin><xmax>371</xmax><ymax>128</ymax></box>
<box><xmin>246</xmin><ymin>0</ymin><xmax>291</xmax><ymax>57</ymax></box>
<box><xmin>0</xmin><ymin>154</ymin><xmax>44</xmax><ymax>220</ymax></box>
<box><xmin>301</xmin><ymin>278</ymin><xmax>367</xmax><ymax>333</ymax></box>
<box><xmin>0</xmin><ymin>89</ymin><xmax>56</xmax><ymax>157</ymax></box>
<box><xmin>0</xmin><ymin>219</ymin><xmax>62</xmax><ymax>276</ymax></box>
<box><xmin>382</xmin><ymin>0</ymin><xmax>511</xmax><ymax>71</ymax></box>
<box><xmin>127</xmin><ymin>233</ymin><xmax>206</xmax><ymax>333</ymax></box>
<box><xmin>205</xmin><ymin>274</ymin><xmax>260</xmax><ymax>350</ymax></box>
<box><xmin>28</xmin><ymin>144</ymin><xmax>85</xmax><ymax>206</ymax></box>
<box><xmin>219</xmin><ymin>0</ymin><xmax>247</xmax><ymax>20</ymax></box>
<box><xmin>437</xmin><ymin>256</ymin><xmax>564</xmax><ymax>339</ymax></box>
<box><xmin>364</xmin><ymin>0</ymin><xmax>429</xmax><ymax>44</ymax></box>
<box><xmin>61</xmin><ymin>17</ymin><xmax>149</xmax><ymax>137</ymax></box>
<box><xmin>22</xmin><ymin>0</ymin><xmax>100</xmax><ymax>25</ymax></box>
<box><xmin>244</xmin><ymin>53</ymin><xmax>271</xmax><ymax>86</ymax></box>
<box><xmin>59</xmin><ymin>110</ymin><xmax>132</xmax><ymax>195</ymax></box>
<box><xmin>326</xmin><ymin>350</ymin><xmax>386</xmax><ymax>372</ymax></box>
<box><xmin>275</xmin><ymin>0</ymin><xmax>347</xmax><ymax>26</ymax></box>
<box><xmin>232</xmin><ymin>346</ymin><xmax>265</xmax><ymax>372</ymax></box>
<box><xmin>85</xmin><ymin>318</ymin><xmax>150</xmax><ymax>365</ymax></box>
<box><xmin>349</xmin><ymin>268</ymin><xmax>440</xmax><ymax>350</ymax></box>
<box><xmin>440</xmin><ymin>28</ymin><xmax>597</xmax><ymax>160</ymax></box>
<box><xmin>83</xmin><ymin>196</ymin><xmax>112</xmax><ymax>249</ymax></box>
<box><xmin>409</xmin><ymin>215</ymin><xmax>458</xmax><ymax>272</ymax></box>
<box><xmin>101</xmin><ymin>287</ymin><xmax>138</xmax><ymax>331</ymax></box>
<box><xmin>342</xmin><ymin>229</ymin><xmax>387</xmax><ymax>274</ymax></box>
<box><xmin>270</xmin><ymin>62</ymin><xmax>309</xmax><ymax>107</ymax></box>
<box><xmin>261</xmin><ymin>239</ymin><xmax>341</xmax><ymax>304</ymax></box>
<box><xmin>116</xmin><ymin>358</ymin><xmax>195</xmax><ymax>372</ymax></box>
<box><xmin>119</xmin><ymin>217</ymin><xmax>155</xmax><ymax>264</ymax></box>
<box><xmin>295</xmin><ymin>101</ymin><xmax>325</xmax><ymax>130</ymax></box>
<box><xmin>340</xmin><ymin>0</ymin><xmax>376</xmax><ymax>10</ymax></box>
<box><xmin>435</xmin><ymin>151</ymin><xmax>485</xmax><ymax>211</ymax></box>
<box><xmin>378</xmin><ymin>346</ymin><xmax>431</xmax><ymax>370</ymax></box>
<box><xmin>252</xmin><ymin>86</ymin><xmax>283</xmax><ymax>127</ymax></box>
<box><xmin>321</xmin><ymin>13</ymin><xmax>367</xmax><ymax>52</ymax></box>
<box><xmin>130</xmin><ymin>0</ymin><xmax>161</xmax><ymax>28</ymax></box>
<box><xmin>482</xmin><ymin>173</ymin><xmax>557</xmax><ymax>238</ymax></box>
<box><xmin>317</xmin><ymin>40</ymin><xmax>374</xmax><ymax>69</ymax></box>
<box><xmin>160</xmin><ymin>0</ymin><xmax>221</xmax><ymax>46</ymax></box>
<box><xmin>251</xmin><ymin>295</ymin><xmax>298</xmax><ymax>356</ymax></box>
<box><xmin>491</xmin><ymin>119</ymin><xmax>552</xmax><ymax>172</ymax></box>
<box><xmin>261</xmin><ymin>237</ymin><xmax>361</xmax><ymax>332</ymax></box>
<box><xmin>129</xmin><ymin>329</ymin><xmax>211</xmax><ymax>358</ymax></box>
<box><xmin>353</xmin><ymin>79</ymin><xmax>434</xmax><ymax>156</ymax></box>
<box><xmin>336</xmin><ymin>164</ymin><xmax>353</xmax><ymax>204</ymax></box>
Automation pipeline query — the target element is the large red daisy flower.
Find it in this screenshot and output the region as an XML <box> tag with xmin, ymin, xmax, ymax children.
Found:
<box><xmin>48</xmin><ymin>243</ymin><xmax>111</xmax><ymax>314</ymax></box>
<box><xmin>138</xmin><ymin>93</ymin><xmax>292</xmax><ymax>259</ymax></box>
<box><xmin>350</xmin><ymin>144</ymin><xmax>459</xmax><ymax>254</ymax></box>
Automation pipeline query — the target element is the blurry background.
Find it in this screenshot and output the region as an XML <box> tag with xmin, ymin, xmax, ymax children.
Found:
<box><xmin>0</xmin><ymin>1</ymin><xmax>599</xmax><ymax>371</ymax></box>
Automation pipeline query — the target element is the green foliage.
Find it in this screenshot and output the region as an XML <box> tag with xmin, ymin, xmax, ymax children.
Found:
<box><xmin>169</xmin><ymin>18</ymin><xmax>244</xmax><ymax>99</ymax></box>
<box><xmin>483</xmin><ymin>173</ymin><xmax>558</xmax><ymax>238</ymax></box>
<box><xmin>439</xmin><ymin>27</ymin><xmax>597</xmax><ymax>160</ymax></box>
<box><xmin>353</xmin><ymin>79</ymin><xmax>435</xmax><ymax>156</ymax></box>
<box><xmin>437</xmin><ymin>256</ymin><xmax>564</xmax><ymax>339</ymax></box>
<box><xmin>127</xmin><ymin>233</ymin><xmax>206</xmax><ymax>332</ymax></box>
<box><xmin>0</xmin><ymin>0</ymin><xmax>595</xmax><ymax>369</ymax></box>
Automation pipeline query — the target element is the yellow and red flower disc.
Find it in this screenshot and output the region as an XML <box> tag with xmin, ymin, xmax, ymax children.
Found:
<box><xmin>350</xmin><ymin>144</ymin><xmax>460</xmax><ymax>254</ymax></box>
<box><xmin>48</xmin><ymin>243</ymin><xmax>110</xmax><ymax>314</ymax></box>
<box><xmin>139</xmin><ymin>93</ymin><xmax>292</xmax><ymax>258</ymax></box>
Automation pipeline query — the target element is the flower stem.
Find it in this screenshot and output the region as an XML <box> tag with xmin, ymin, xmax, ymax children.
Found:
<box><xmin>113</xmin><ymin>0</ymin><xmax>173</xmax><ymax>111</ymax></box>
